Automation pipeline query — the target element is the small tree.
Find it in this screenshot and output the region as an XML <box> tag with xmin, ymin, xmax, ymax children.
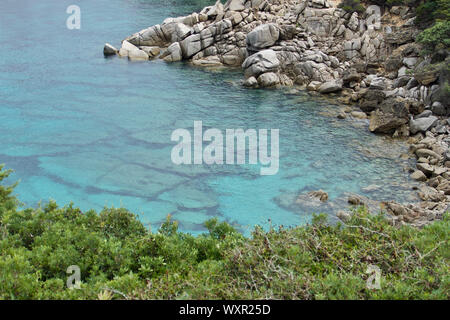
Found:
<box><xmin>0</xmin><ymin>165</ymin><xmax>18</xmax><ymax>212</ymax></box>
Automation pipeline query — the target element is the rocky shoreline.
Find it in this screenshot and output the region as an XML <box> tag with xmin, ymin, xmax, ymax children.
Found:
<box><xmin>104</xmin><ymin>0</ymin><xmax>449</xmax><ymax>227</ymax></box>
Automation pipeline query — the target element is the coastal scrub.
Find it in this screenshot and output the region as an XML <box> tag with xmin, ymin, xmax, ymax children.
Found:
<box><xmin>0</xmin><ymin>166</ymin><xmax>448</xmax><ymax>300</ymax></box>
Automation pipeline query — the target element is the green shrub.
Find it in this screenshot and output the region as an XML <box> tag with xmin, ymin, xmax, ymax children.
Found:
<box><xmin>417</xmin><ymin>20</ymin><xmax>450</xmax><ymax>53</ymax></box>
<box><xmin>338</xmin><ymin>0</ymin><xmax>419</xmax><ymax>13</ymax></box>
<box><xmin>338</xmin><ymin>0</ymin><xmax>366</xmax><ymax>14</ymax></box>
<box><xmin>415</xmin><ymin>0</ymin><xmax>450</xmax><ymax>27</ymax></box>
<box><xmin>0</xmin><ymin>166</ymin><xmax>448</xmax><ymax>300</ymax></box>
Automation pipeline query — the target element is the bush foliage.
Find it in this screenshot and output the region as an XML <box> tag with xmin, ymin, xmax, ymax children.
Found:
<box><xmin>338</xmin><ymin>0</ymin><xmax>419</xmax><ymax>14</ymax></box>
<box><xmin>417</xmin><ymin>20</ymin><xmax>450</xmax><ymax>53</ymax></box>
<box><xmin>0</xmin><ymin>166</ymin><xmax>449</xmax><ymax>300</ymax></box>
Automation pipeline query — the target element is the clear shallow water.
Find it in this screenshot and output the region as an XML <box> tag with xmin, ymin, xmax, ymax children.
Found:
<box><xmin>0</xmin><ymin>0</ymin><xmax>419</xmax><ymax>234</ymax></box>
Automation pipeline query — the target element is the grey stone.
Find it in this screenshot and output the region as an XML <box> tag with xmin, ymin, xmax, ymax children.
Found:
<box><xmin>393</xmin><ymin>76</ymin><xmax>410</xmax><ymax>88</ymax></box>
<box><xmin>103</xmin><ymin>43</ymin><xmax>118</xmax><ymax>56</ymax></box>
<box><xmin>351</xmin><ymin>111</ymin><xmax>367</xmax><ymax>119</ymax></box>
<box><xmin>257</xmin><ymin>72</ymin><xmax>280</xmax><ymax>87</ymax></box>
<box><xmin>406</xmin><ymin>77</ymin><xmax>419</xmax><ymax>90</ymax></box>
<box><xmin>415</xmin><ymin>148</ymin><xmax>441</xmax><ymax>160</ymax></box>
<box><xmin>180</xmin><ymin>34</ymin><xmax>202</xmax><ymax>58</ymax></box>
<box><xmin>141</xmin><ymin>46</ymin><xmax>161</xmax><ymax>58</ymax></box>
<box><xmin>385</xmin><ymin>56</ymin><xmax>403</xmax><ymax>72</ymax></box>
<box><xmin>431</xmin><ymin>102</ymin><xmax>447</xmax><ymax>116</ymax></box>
<box><xmin>398</xmin><ymin>66</ymin><xmax>409</xmax><ymax>77</ymax></box>
<box><xmin>128</xmin><ymin>49</ymin><xmax>149</xmax><ymax>61</ymax></box>
<box><xmin>243</xmin><ymin>76</ymin><xmax>258</xmax><ymax>87</ymax></box>
<box><xmin>369</xmin><ymin>98</ymin><xmax>409</xmax><ymax>133</ymax></box>
<box><xmin>417</xmin><ymin>163</ymin><xmax>434</xmax><ymax>176</ymax></box>
<box><xmin>318</xmin><ymin>81</ymin><xmax>342</xmax><ymax>93</ymax></box>
<box><xmin>411</xmin><ymin>170</ymin><xmax>427</xmax><ymax>181</ymax></box>
<box><xmin>415</xmin><ymin>110</ymin><xmax>433</xmax><ymax>119</ymax></box>
<box><xmin>173</xmin><ymin>23</ymin><xmax>192</xmax><ymax>42</ymax></box>
<box><xmin>409</xmin><ymin>116</ymin><xmax>439</xmax><ymax>134</ymax></box>
<box><xmin>121</xmin><ymin>40</ymin><xmax>138</xmax><ymax>52</ymax></box>
<box><xmin>224</xmin><ymin>0</ymin><xmax>245</xmax><ymax>12</ymax></box>
<box><xmin>129</xmin><ymin>25</ymin><xmax>167</xmax><ymax>47</ymax></box>
<box><xmin>242</xmin><ymin>49</ymin><xmax>280</xmax><ymax>78</ymax></box>
<box><xmin>370</xmin><ymin>77</ymin><xmax>387</xmax><ymax>90</ymax></box>
<box><xmin>206</xmin><ymin>0</ymin><xmax>224</xmax><ymax>17</ymax></box>
<box><xmin>246</xmin><ymin>24</ymin><xmax>280</xmax><ymax>51</ymax></box>
<box><xmin>307</xmin><ymin>81</ymin><xmax>322</xmax><ymax>91</ymax></box>
<box><xmin>359</xmin><ymin>89</ymin><xmax>385</xmax><ymax>113</ymax></box>
<box><xmin>348</xmin><ymin>12</ymin><xmax>359</xmax><ymax>31</ymax></box>
<box><xmin>403</xmin><ymin>57</ymin><xmax>418</xmax><ymax>68</ymax></box>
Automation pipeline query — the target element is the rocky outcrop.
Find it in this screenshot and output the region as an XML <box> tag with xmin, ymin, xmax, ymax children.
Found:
<box><xmin>104</xmin><ymin>1</ymin><xmax>446</xmax><ymax>118</ymax></box>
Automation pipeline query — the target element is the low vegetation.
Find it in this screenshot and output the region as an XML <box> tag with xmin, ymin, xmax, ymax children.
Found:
<box><xmin>0</xmin><ymin>165</ymin><xmax>448</xmax><ymax>300</ymax></box>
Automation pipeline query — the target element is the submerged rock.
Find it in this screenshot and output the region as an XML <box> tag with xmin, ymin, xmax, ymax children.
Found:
<box><xmin>308</xmin><ymin>190</ymin><xmax>329</xmax><ymax>202</ymax></box>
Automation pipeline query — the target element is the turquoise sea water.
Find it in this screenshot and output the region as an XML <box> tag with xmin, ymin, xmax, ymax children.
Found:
<box><xmin>0</xmin><ymin>0</ymin><xmax>419</xmax><ymax>234</ymax></box>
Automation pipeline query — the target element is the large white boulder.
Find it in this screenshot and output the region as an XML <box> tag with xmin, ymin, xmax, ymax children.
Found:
<box><xmin>128</xmin><ymin>49</ymin><xmax>149</xmax><ymax>61</ymax></box>
<box><xmin>257</xmin><ymin>72</ymin><xmax>280</xmax><ymax>87</ymax></box>
<box><xmin>180</xmin><ymin>34</ymin><xmax>202</xmax><ymax>58</ymax></box>
<box><xmin>118</xmin><ymin>40</ymin><xmax>139</xmax><ymax>57</ymax></box>
<box><xmin>409</xmin><ymin>116</ymin><xmax>439</xmax><ymax>134</ymax></box>
<box><xmin>318</xmin><ymin>81</ymin><xmax>342</xmax><ymax>93</ymax></box>
<box><xmin>173</xmin><ymin>23</ymin><xmax>193</xmax><ymax>42</ymax></box>
<box><xmin>242</xmin><ymin>49</ymin><xmax>280</xmax><ymax>78</ymax></box>
<box><xmin>246</xmin><ymin>24</ymin><xmax>280</xmax><ymax>51</ymax></box>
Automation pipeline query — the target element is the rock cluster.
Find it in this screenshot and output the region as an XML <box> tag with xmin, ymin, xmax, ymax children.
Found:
<box><xmin>105</xmin><ymin>1</ymin><xmax>447</xmax><ymax>113</ymax></box>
